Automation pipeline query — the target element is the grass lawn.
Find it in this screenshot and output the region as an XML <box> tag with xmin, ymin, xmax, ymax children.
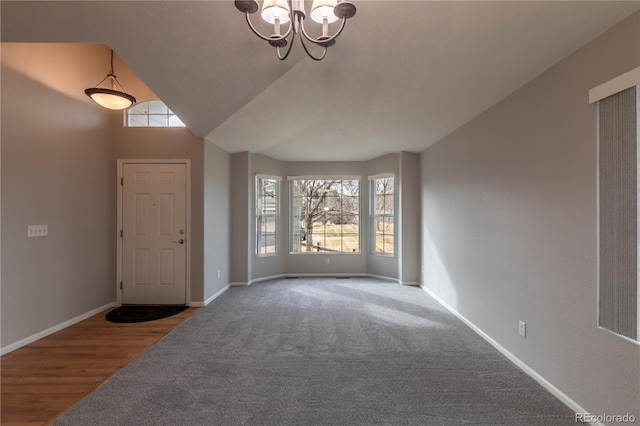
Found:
<box><xmin>301</xmin><ymin>223</ymin><xmax>394</xmax><ymax>254</ymax></box>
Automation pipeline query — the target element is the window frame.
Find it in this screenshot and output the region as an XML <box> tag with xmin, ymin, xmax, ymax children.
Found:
<box><xmin>369</xmin><ymin>174</ymin><xmax>395</xmax><ymax>256</ymax></box>
<box><xmin>288</xmin><ymin>176</ymin><xmax>361</xmax><ymax>255</ymax></box>
<box><xmin>256</xmin><ymin>174</ymin><xmax>281</xmax><ymax>257</ymax></box>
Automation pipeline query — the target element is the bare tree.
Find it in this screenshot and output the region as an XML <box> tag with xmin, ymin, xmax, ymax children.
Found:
<box><xmin>374</xmin><ymin>177</ymin><xmax>394</xmax><ymax>231</ymax></box>
<box><xmin>292</xmin><ymin>179</ymin><xmax>361</xmax><ymax>252</ymax></box>
<box><xmin>299</xmin><ymin>180</ymin><xmax>336</xmax><ymax>251</ymax></box>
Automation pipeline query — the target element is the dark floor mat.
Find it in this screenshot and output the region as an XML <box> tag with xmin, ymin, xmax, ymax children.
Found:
<box><xmin>105</xmin><ymin>305</ymin><xmax>188</xmax><ymax>323</ymax></box>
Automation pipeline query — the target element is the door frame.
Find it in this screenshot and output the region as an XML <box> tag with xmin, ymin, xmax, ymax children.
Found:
<box><xmin>116</xmin><ymin>159</ymin><xmax>192</xmax><ymax>306</ymax></box>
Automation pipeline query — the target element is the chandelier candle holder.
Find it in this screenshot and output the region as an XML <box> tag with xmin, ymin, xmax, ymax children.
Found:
<box><xmin>234</xmin><ymin>0</ymin><xmax>356</xmax><ymax>61</ymax></box>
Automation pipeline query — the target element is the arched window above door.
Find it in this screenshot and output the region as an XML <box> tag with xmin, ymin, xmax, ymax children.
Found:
<box><xmin>125</xmin><ymin>99</ymin><xmax>186</xmax><ymax>127</ymax></box>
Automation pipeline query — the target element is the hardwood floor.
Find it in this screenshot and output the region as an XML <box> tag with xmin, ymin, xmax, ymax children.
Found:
<box><xmin>1</xmin><ymin>307</ymin><xmax>200</xmax><ymax>425</ymax></box>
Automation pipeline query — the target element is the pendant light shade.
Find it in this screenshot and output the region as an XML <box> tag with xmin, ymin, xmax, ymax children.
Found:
<box><xmin>85</xmin><ymin>49</ymin><xmax>136</xmax><ymax>110</ymax></box>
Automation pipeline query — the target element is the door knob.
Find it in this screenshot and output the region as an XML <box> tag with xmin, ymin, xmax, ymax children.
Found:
<box><xmin>176</xmin><ymin>239</ymin><xmax>185</xmax><ymax>244</ymax></box>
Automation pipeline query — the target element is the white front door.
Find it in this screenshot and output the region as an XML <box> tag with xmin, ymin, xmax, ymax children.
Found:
<box><xmin>122</xmin><ymin>163</ymin><xmax>187</xmax><ymax>305</ymax></box>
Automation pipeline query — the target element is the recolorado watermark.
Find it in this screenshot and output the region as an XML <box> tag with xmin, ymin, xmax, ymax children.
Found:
<box><xmin>576</xmin><ymin>413</ymin><xmax>636</xmax><ymax>423</ymax></box>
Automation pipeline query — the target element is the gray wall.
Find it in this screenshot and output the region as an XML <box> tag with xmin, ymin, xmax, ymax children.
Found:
<box><xmin>420</xmin><ymin>12</ymin><xmax>640</xmax><ymax>420</ymax></box>
<box><xmin>229</xmin><ymin>152</ymin><xmax>251</xmax><ymax>284</ymax></box>
<box><xmin>114</xmin><ymin>124</ymin><xmax>206</xmax><ymax>302</ymax></box>
<box><xmin>204</xmin><ymin>142</ymin><xmax>231</xmax><ymax>300</ymax></box>
<box><xmin>1</xmin><ymin>44</ymin><xmax>116</xmax><ymax>347</ymax></box>
<box><xmin>400</xmin><ymin>152</ymin><xmax>421</xmax><ymax>284</ymax></box>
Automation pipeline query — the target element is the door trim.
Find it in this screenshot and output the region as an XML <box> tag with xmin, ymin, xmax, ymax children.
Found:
<box><xmin>116</xmin><ymin>159</ymin><xmax>192</xmax><ymax>306</ymax></box>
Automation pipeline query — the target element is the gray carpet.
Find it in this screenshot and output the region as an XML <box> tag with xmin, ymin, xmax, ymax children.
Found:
<box><xmin>55</xmin><ymin>278</ymin><xmax>581</xmax><ymax>425</ymax></box>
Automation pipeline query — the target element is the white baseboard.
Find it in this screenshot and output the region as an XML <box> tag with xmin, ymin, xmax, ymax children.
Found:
<box><xmin>243</xmin><ymin>273</ymin><xmax>403</xmax><ymax>283</ymax></box>
<box><xmin>401</xmin><ymin>281</ymin><xmax>421</xmax><ymax>286</ymax></box>
<box><xmin>419</xmin><ymin>285</ymin><xmax>594</xmax><ymax>423</ymax></box>
<box><xmin>0</xmin><ymin>302</ymin><xmax>117</xmax><ymax>356</ymax></box>
<box><xmin>249</xmin><ymin>274</ymin><xmax>284</xmax><ymax>284</ymax></box>
<box><xmin>229</xmin><ymin>281</ymin><xmax>250</xmax><ymax>287</ymax></box>
<box><xmin>284</xmin><ymin>272</ymin><xmax>368</xmax><ymax>278</ymax></box>
<box><xmin>190</xmin><ymin>285</ymin><xmax>229</xmax><ymax>307</ymax></box>
<box><xmin>367</xmin><ymin>273</ymin><xmax>400</xmax><ymax>283</ymax></box>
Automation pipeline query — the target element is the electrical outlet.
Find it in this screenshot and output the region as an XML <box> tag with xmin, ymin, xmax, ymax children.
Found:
<box><xmin>27</xmin><ymin>225</ymin><xmax>48</xmax><ymax>238</ymax></box>
<box><xmin>519</xmin><ymin>321</ymin><xmax>526</xmax><ymax>338</ymax></box>
<box><xmin>326</xmin><ymin>258</ymin><xmax>330</xmax><ymax>265</ymax></box>
<box><xmin>217</xmin><ymin>270</ymin><xmax>221</xmax><ymax>279</ymax></box>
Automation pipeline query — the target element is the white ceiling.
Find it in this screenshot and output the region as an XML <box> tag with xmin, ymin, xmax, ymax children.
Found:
<box><xmin>2</xmin><ymin>1</ymin><xmax>638</xmax><ymax>161</ymax></box>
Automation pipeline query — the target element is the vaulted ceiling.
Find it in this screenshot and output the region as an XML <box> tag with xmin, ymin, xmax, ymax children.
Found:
<box><xmin>2</xmin><ymin>1</ymin><xmax>638</xmax><ymax>161</ymax></box>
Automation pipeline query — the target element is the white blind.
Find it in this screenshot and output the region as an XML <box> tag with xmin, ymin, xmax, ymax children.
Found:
<box><xmin>598</xmin><ymin>85</ymin><xmax>639</xmax><ymax>341</ymax></box>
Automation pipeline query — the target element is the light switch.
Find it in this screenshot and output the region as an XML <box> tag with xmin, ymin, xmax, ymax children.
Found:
<box><xmin>27</xmin><ymin>225</ymin><xmax>48</xmax><ymax>238</ymax></box>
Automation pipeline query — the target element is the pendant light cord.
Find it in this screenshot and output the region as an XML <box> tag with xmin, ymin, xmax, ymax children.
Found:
<box><xmin>106</xmin><ymin>49</ymin><xmax>129</xmax><ymax>93</ymax></box>
<box><xmin>109</xmin><ymin>49</ymin><xmax>115</xmax><ymax>76</ymax></box>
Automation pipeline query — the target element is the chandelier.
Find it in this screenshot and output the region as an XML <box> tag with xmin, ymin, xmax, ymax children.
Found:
<box><xmin>234</xmin><ymin>0</ymin><xmax>356</xmax><ymax>61</ymax></box>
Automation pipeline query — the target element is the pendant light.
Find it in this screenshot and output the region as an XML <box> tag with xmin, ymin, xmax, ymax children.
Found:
<box><xmin>85</xmin><ymin>49</ymin><xmax>136</xmax><ymax>110</ymax></box>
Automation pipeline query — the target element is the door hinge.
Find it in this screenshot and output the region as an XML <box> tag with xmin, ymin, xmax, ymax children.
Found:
<box><xmin>121</xmin><ymin>177</ymin><xmax>124</xmax><ymax>186</ymax></box>
<box><xmin>120</xmin><ymin>229</ymin><xmax>123</xmax><ymax>238</ymax></box>
<box><xmin>120</xmin><ymin>281</ymin><xmax>123</xmax><ymax>290</ymax></box>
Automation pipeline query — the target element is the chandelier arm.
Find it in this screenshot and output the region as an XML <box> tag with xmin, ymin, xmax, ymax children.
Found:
<box><xmin>276</xmin><ymin>33</ymin><xmax>297</xmax><ymax>61</ymax></box>
<box><xmin>299</xmin><ymin>17</ymin><xmax>347</xmax><ymax>46</ymax></box>
<box><xmin>299</xmin><ymin>35</ymin><xmax>327</xmax><ymax>61</ymax></box>
<box><xmin>244</xmin><ymin>11</ymin><xmax>291</xmax><ymax>43</ymax></box>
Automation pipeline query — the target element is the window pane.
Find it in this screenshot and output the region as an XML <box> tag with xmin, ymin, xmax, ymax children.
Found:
<box><xmin>375</xmin><ymin>216</ymin><xmax>394</xmax><ymax>254</ymax></box>
<box><xmin>148</xmin><ymin>100</ymin><xmax>168</xmax><ymax>114</ymax></box>
<box><xmin>168</xmin><ymin>114</ymin><xmax>186</xmax><ymax>127</ymax></box>
<box><xmin>291</xmin><ymin>179</ymin><xmax>360</xmax><ymax>254</ymax></box>
<box><xmin>128</xmin><ymin>114</ymin><xmax>148</xmax><ymax>127</ymax></box>
<box><xmin>149</xmin><ymin>114</ymin><xmax>166</xmax><ymax>127</ymax></box>
<box><xmin>372</xmin><ymin>177</ymin><xmax>394</xmax><ymax>254</ymax></box>
<box><xmin>262</xmin><ymin>216</ymin><xmax>276</xmax><ymax>254</ymax></box>
<box><xmin>257</xmin><ymin>177</ymin><xmax>278</xmax><ymax>256</ymax></box>
<box><xmin>128</xmin><ymin>103</ymin><xmax>149</xmax><ymax>115</ymax></box>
